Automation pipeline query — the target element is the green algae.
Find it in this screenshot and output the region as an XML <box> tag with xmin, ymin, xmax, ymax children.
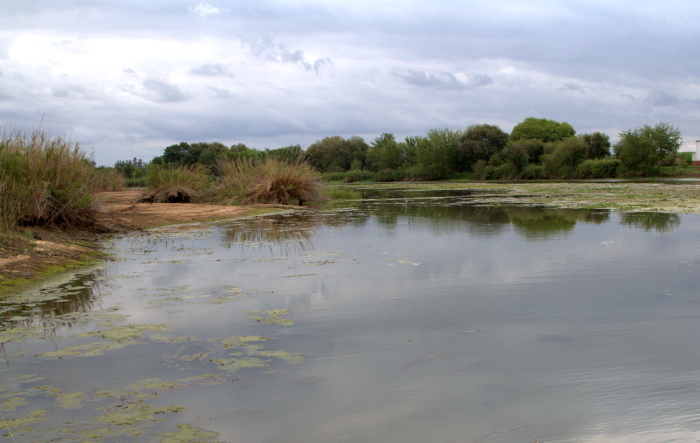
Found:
<box><xmin>2</xmin><ymin>409</ymin><xmax>51</xmax><ymax>429</ymax></box>
<box><xmin>56</xmin><ymin>391</ymin><xmax>88</xmax><ymax>409</ymax></box>
<box><xmin>93</xmin><ymin>404</ymin><xmax>185</xmax><ymax>426</ymax></box>
<box><xmin>153</xmin><ymin>423</ymin><xmax>221</xmax><ymax>443</ymax></box>
<box><xmin>248</xmin><ymin>309</ymin><xmax>294</xmax><ymax>326</ymax></box>
<box><xmin>75</xmin><ymin>324</ymin><xmax>173</xmax><ymax>342</ymax></box>
<box><xmin>207</xmin><ymin>357</ymin><xmax>270</xmax><ymax>371</ymax></box>
<box><xmin>0</xmin><ymin>396</ymin><xmax>28</xmax><ymax>411</ymax></box>
<box><xmin>179</xmin><ymin>351</ymin><xmax>211</xmax><ymax>361</ymax></box>
<box><xmin>151</xmin><ymin>333</ymin><xmax>196</xmax><ymax>343</ymax></box>
<box><xmin>220</xmin><ymin>335</ymin><xmax>274</xmax><ymax>349</ymax></box>
<box><xmin>39</xmin><ymin>340</ymin><xmax>140</xmax><ymax>358</ymax></box>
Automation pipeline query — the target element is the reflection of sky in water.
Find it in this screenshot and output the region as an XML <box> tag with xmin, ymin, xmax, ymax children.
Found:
<box><xmin>2</xmin><ymin>203</ymin><xmax>700</xmax><ymax>443</ymax></box>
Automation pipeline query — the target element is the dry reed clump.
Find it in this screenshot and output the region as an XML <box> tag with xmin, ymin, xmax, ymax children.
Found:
<box><xmin>137</xmin><ymin>164</ymin><xmax>211</xmax><ymax>203</ymax></box>
<box><xmin>0</xmin><ymin>128</ymin><xmax>103</xmax><ymax>229</ymax></box>
<box><xmin>215</xmin><ymin>158</ymin><xmax>325</xmax><ymax>205</ymax></box>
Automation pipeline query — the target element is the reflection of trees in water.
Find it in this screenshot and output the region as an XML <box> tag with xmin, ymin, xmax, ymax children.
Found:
<box><xmin>361</xmin><ymin>200</ymin><xmax>610</xmax><ymax>239</ymax></box>
<box><xmin>220</xmin><ymin>212</ymin><xmax>319</xmax><ymax>256</ymax></box>
<box><xmin>507</xmin><ymin>207</ymin><xmax>610</xmax><ymax>240</ymax></box>
<box><xmin>619</xmin><ymin>212</ymin><xmax>681</xmax><ymax>232</ymax></box>
<box><xmin>0</xmin><ymin>270</ymin><xmax>104</xmax><ymax>335</ymax></box>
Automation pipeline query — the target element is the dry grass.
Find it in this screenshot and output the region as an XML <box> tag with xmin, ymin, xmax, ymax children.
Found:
<box><xmin>215</xmin><ymin>158</ymin><xmax>325</xmax><ymax>205</ymax></box>
<box><xmin>0</xmin><ymin>128</ymin><xmax>103</xmax><ymax>230</ymax></box>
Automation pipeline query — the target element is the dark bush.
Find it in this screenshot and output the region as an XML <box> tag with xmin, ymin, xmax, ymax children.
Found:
<box><xmin>576</xmin><ymin>159</ymin><xmax>621</xmax><ymax>178</ymax></box>
<box><xmin>472</xmin><ymin>160</ymin><xmax>488</xmax><ymax>180</ymax></box>
<box><xmin>519</xmin><ymin>164</ymin><xmax>544</xmax><ymax>179</ymax></box>
<box><xmin>375</xmin><ymin>169</ymin><xmax>406</xmax><ymax>182</ymax></box>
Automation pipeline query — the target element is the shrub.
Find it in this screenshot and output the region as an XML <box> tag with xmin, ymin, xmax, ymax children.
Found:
<box><xmin>375</xmin><ymin>169</ymin><xmax>406</xmax><ymax>182</ymax></box>
<box><xmin>215</xmin><ymin>158</ymin><xmax>325</xmax><ymax>205</ymax></box>
<box><xmin>576</xmin><ymin>159</ymin><xmax>621</xmax><ymax>178</ymax></box>
<box><xmin>343</xmin><ymin>170</ymin><xmax>375</xmax><ymax>183</ymax></box>
<box><xmin>472</xmin><ymin>160</ymin><xmax>488</xmax><ymax>180</ymax></box>
<box><xmin>542</xmin><ymin>137</ymin><xmax>589</xmax><ymax>178</ymax></box>
<box><xmin>0</xmin><ymin>128</ymin><xmax>103</xmax><ymax>228</ymax></box>
<box><xmin>488</xmin><ymin>162</ymin><xmax>519</xmax><ymax>180</ymax></box>
<box><xmin>519</xmin><ymin>164</ymin><xmax>544</xmax><ymax>179</ymax></box>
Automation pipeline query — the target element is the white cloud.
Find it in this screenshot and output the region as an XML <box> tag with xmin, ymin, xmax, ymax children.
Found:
<box><xmin>189</xmin><ymin>2</ymin><xmax>223</xmax><ymax>17</ymax></box>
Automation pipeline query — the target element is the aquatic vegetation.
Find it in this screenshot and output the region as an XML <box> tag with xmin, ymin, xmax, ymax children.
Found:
<box><xmin>93</xmin><ymin>404</ymin><xmax>186</xmax><ymax>426</ymax></box>
<box><xmin>153</xmin><ymin>423</ymin><xmax>222</xmax><ymax>443</ymax></box>
<box><xmin>247</xmin><ymin>309</ymin><xmax>295</xmax><ymax>326</ymax></box>
<box><xmin>75</xmin><ymin>324</ymin><xmax>173</xmax><ymax>342</ymax></box>
<box><xmin>55</xmin><ymin>391</ymin><xmax>87</xmax><ymax>409</ymax></box>
<box><xmin>0</xmin><ymin>396</ymin><xmax>29</xmax><ymax>411</ymax></box>
<box><xmin>220</xmin><ymin>335</ymin><xmax>274</xmax><ymax>349</ymax></box>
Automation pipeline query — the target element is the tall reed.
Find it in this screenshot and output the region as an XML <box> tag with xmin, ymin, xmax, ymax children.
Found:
<box><xmin>0</xmin><ymin>128</ymin><xmax>102</xmax><ymax>229</ymax></box>
<box><xmin>139</xmin><ymin>164</ymin><xmax>211</xmax><ymax>203</ymax></box>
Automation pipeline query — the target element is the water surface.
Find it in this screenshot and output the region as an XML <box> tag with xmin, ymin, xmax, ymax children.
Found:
<box><xmin>2</xmin><ymin>192</ymin><xmax>700</xmax><ymax>442</ymax></box>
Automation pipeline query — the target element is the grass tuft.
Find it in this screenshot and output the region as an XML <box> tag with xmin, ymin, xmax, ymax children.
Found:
<box><xmin>215</xmin><ymin>158</ymin><xmax>325</xmax><ymax>205</ymax></box>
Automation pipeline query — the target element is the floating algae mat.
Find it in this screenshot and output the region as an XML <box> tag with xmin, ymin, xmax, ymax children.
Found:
<box><xmin>2</xmin><ymin>190</ymin><xmax>700</xmax><ymax>442</ymax></box>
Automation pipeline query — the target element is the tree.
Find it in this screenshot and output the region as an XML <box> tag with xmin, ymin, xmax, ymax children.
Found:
<box><xmin>415</xmin><ymin>128</ymin><xmax>463</xmax><ymax>178</ymax></box>
<box><xmin>614</xmin><ymin>123</ymin><xmax>682</xmax><ymax>171</ymax></box>
<box><xmin>510</xmin><ymin>117</ymin><xmax>575</xmax><ymax>143</ymax></box>
<box><xmin>367</xmin><ymin>133</ymin><xmax>403</xmax><ymax>171</ymax></box>
<box><xmin>306</xmin><ymin>136</ymin><xmax>369</xmax><ymax>172</ymax></box>
<box><xmin>581</xmin><ymin>132</ymin><xmax>611</xmax><ymax>159</ymax></box>
<box><xmin>455</xmin><ymin>124</ymin><xmax>509</xmax><ymax>171</ymax></box>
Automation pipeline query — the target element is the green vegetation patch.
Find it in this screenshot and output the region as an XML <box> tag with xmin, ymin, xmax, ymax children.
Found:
<box><xmin>153</xmin><ymin>423</ymin><xmax>222</xmax><ymax>443</ymax></box>
<box><xmin>93</xmin><ymin>404</ymin><xmax>185</xmax><ymax>426</ymax></box>
<box><xmin>220</xmin><ymin>335</ymin><xmax>275</xmax><ymax>349</ymax></box>
<box><xmin>0</xmin><ymin>396</ymin><xmax>29</xmax><ymax>411</ymax></box>
<box><xmin>56</xmin><ymin>391</ymin><xmax>88</xmax><ymax>409</ymax></box>
<box><xmin>2</xmin><ymin>409</ymin><xmax>51</xmax><ymax>429</ymax></box>
<box><xmin>75</xmin><ymin>323</ymin><xmax>173</xmax><ymax>342</ymax></box>
<box><xmin>247</xmin><ymin>309</ymin><xmax>294</xmax><ymax>326</ymax></box>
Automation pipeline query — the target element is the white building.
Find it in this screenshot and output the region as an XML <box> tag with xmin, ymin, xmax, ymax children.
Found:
<box><xmin>694</xmin><ymin>141</ymin><xmax>700</xmax><ymax>166</ymax></box>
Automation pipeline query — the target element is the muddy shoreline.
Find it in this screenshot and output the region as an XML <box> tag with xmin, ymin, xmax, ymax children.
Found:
<box><xmin>0</xmin><ymin>190</ymin><xmax>294</xmax><ymax>296</ymax></box>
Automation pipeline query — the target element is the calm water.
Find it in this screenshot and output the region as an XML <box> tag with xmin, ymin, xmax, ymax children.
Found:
<box><xmin>2</xmin><ymin>191</ymin><xmax>700</xmax><ymax>443</ymax></box>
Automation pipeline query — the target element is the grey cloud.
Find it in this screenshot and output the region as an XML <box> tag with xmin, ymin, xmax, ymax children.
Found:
<box><xmin>142</xmin><ymin>78</ymin><xmax>188</xmax><ymax>103</ymax></box>
<box><xmin>122</xmin><ymin>68</ymin><xmax>136</xmax><ymax>75</ymax></box>
<box><xmin>559</xmin><ymin>83</ymin><xmax>584</xmax><ymax>93</ymax></box>
<box><xmin>189</xmin><ymin>63</ymin><xmax>231</xmax><ymax>76</ymax></box>
<box><xmin>395</xmin><ymin>70</ymin><xmax>493</xmax><ymax>90</ymax></box>
<box><xmin>650</xmin><ymin>91</ymin><xmax>680</xmax><ymax>107</ymax></box>
<box><xmin>246</xmin><ymin>37</ymin><xmax>333</xmax><ymax>76</ymax></box>
<box><xmin>204</xmin><ymin>85</ymin><xmax>236</xmax><ymax>98</ymax></box>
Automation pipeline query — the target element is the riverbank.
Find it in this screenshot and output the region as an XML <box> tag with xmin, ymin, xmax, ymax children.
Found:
<box><xmin>0</xmin><ymin>190</ymin><xmax>293</xmax><ymax>297</ymax></box>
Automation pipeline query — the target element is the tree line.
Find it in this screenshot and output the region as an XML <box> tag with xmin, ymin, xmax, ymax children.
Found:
<box><xmin>115</xmin><ymin>117</ymin><xmax>685</xmax><ymax>182</ymax></box>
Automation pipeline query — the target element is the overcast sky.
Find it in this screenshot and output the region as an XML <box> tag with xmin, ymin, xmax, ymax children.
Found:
<box><xmin>1</xmin><ymin>0</ymin><xmax>698</xmax><ymax>165</ymax></box>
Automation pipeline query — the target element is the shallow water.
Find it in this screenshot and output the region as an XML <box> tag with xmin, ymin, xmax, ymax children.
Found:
<box><xmin>2</xmin><ymin>192</ymin><xmax>700</xmax><ymax>442</ymax></box>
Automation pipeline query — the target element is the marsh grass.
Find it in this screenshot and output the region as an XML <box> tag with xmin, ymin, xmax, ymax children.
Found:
<box><xmin>215</xmin><ymin>158</ymin><xmax>325</xmax><ymax>205</ymax></box>
<box><xmin>0</xmin><ymin>128</ymin><xmax>103</xmax><ymax>230</ymax></box>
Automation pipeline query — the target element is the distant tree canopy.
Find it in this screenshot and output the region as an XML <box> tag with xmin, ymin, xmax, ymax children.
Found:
<box><xmin>306</xmin><ymin>136</ymin><xmax>369</xmax><ymax>172</ymax></box>
<box><xmin>510</xmin><ymin>117</ymin><xmax>576</xmax><ymax>143</ymax></box>
<box><xmin>140</xmin><ymin>118</ymin><xmax>683</xmax><ymax>182</ymax></box>
<box><xmin>151</xmin><ymin>142</ymin><xmax>304</xmax><ymax>170</ymax></box>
